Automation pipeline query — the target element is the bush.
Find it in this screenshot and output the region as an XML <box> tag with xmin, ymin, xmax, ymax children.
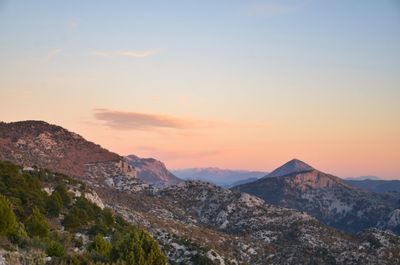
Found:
<box><xmin>46</xmin><ymin>191</ymin><xmax>63</xmax><ymax>217</ymax></box>
<box><xmin>25</xmin><ymin>207</ymin><xmax>50</xmax><ymax>238</ymax></box>
<box><xmin>8</xmin><ymin>223</ymin><xmax>29</xmax><ymax>247</ymax></box>
<box><xmin>0</xmin><ymin>194</ymin><xmax>17</xmax><ymax>236</ymax></box>
<box><xmin>54</xmin><ymin>184</ymin><xmax>71</xmax><ymax>207</ymax></box>
<box><xmin>90</xmin><ymin>234</ymin><xmax>112</xmax><ymax>260</ymax></box>
<box><xmin>112</xmin><ymin>229</ymin><xmax>166</xmax><ymax>265</ymax></box>
<box><xmin>46</xmin><ymin>241</ymin><xmax>66</xmax><ymax>257</ymax></box>
<box><xmin>63</xmin><ymin>207</ymin><xmax>89</xmax><ymax>231</ymax></box>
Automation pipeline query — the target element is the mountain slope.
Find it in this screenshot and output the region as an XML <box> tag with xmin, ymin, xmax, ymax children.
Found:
<box><xmin>233</xmin><ymin>159</ymin><xmax>400</xmax><ymax>234</ymax></box>
<box><xmin>0</xmin><ymin>121</ymin><xmax>135</xmax><ymax>181</ymax></box>
<box><xmin>125</xmin><ymin>155</ymin><xmax>182</xmax><ymax>186</ymax></box>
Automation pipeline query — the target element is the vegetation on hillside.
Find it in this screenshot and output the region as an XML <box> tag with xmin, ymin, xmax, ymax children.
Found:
<box><xmin>0</xmin><ymin>160</ymin><xmax>166</xmax><ymax>265</ymax></box>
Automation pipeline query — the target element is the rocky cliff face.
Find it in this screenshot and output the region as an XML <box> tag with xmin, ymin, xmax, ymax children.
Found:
<box><xmin>233</xmin><ymin>159</ymin><xmax>400</xmax><ymax>234</ymax></box>
<box><xmin>125</xmin><ymin>155</ymin><xmax>182</xmax><ymax>186</ymax></box>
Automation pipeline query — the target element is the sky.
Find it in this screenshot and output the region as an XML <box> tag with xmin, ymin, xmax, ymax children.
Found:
<box><xmin>0</xmin><ymin>0</ymin><xmax>399</xmax><ymax>178</ymax></box>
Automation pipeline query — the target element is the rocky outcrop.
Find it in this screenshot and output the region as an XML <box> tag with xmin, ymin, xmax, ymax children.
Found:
<box><xmin>125</xmin><ymin>155</ymin><xmax>181</xmax><ymax>186</ymax></box>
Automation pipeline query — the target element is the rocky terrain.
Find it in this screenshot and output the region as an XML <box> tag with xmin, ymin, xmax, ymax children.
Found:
<box><xmin>125</xmin><ymin>155</ymin><xmax>182</xmax><ymax>186</ymax></box>
<box><xmin>0</xmin><ymin>121</ymin><xmax>135</xmax><ymax>182</ymax></box>
<box><xmin>233</xmin><ymin>159</ymin><xmax>400</xmax><ymax>234</ymax></box>
<box><xmin>1</xmin><ymin>120</ymin><xmax>400</xmax><ymax>264</ymax></box>
<box><xmin>97</xmin><ymin>179</ymin><xmax>400</xmax><ymax>265</ymax></box>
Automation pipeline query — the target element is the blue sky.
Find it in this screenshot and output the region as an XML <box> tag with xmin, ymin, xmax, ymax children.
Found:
<box><xmin>0</xmin><ymin>0</ymin><xmax>399</xmax><ymax>177</ymax></box>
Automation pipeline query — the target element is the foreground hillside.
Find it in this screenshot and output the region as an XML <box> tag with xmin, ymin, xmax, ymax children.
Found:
<box><xmin>0</xmin><ymin>161</ymin><xmax>166</xmax><ymax>264</ymax></box>
<box><xmin>233</xmin><ymin>160</ymin><xmax>400</xmax><ymax>234</ymax></box>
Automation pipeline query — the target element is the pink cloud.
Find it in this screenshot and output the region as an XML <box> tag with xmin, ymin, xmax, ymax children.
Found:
<box><xmin>93</xmin><ymin>108</ymin><xmax>209</xmax><ymax>130</ymax></box>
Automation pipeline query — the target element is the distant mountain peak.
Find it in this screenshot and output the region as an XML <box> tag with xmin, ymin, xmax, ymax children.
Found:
<box><xmin>125</xmin><ymin>154</ymin><xmax>182</xmax><ymax>186</ymax></box>
<box><xmin>267</xmin><ymin>159</ymin><xmax>314</xmax><ymax>178</ymax></box>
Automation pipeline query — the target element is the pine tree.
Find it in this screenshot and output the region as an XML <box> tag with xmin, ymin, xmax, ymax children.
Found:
<box><xmin>46</xmin><ymin>191</ymin><xmax>63</xmax><ymax>217</ymax></box>
<box><xmin>0</xmin><ymin>194</ymin><xmax>17</xmax><ymax>236</ymax></box>
<box><xmin>25</xmin><ymin>207</ymin><xmax>50</xmax><ymax>237</ymax></box>
<box><xmin>91</xmin><ymin>234</ymin><xmax>112</xmax><ymax>258</ymax></box>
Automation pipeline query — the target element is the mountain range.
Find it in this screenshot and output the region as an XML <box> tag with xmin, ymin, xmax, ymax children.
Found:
<box><xmin>345</xmin><ymin>179</ymin><xmax>400</xmax><ymax>193</ymax></box>
<box><xmin>1</xmin><ymin>120</ymin><xmax>400</xmax><ymax>264</ymax></box>
<box><xmin>171</xmin><ymin>167</ymin><xmax>267</xmax><ymax>187</ymax></box>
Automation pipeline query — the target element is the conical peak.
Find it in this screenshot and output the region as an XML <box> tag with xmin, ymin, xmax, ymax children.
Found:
<box><xmin>267</xmin><ymin>159</ymin><xmax>314</xmax><ymax>178</ymax></box>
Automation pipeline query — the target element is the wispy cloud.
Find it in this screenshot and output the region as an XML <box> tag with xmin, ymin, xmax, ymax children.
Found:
<box><xmin>93</xmin><ymin>108</ymin><xmax>211</xmax><ymax>131</ymax></box>
<box><xmin>46</xmin><ymin>48</ymin><xmax>63</xmax><ymax>60</ymax></box>
<box><xmin>91</xmin><ymin>49</ymin><xmax>162</xmax><ymax>58</ymax></box>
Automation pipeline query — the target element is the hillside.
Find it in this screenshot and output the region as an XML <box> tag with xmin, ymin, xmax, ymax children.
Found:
<box><xmin>233</xmin><ymin>160</ymin><xmax>400</xmax><ymax>234</ymax></box>
<box><xmin>0</xmin><ymin>121</ymin><xmax>135</xmax><ymax>181</ymax></box>
<box><xmin>0</xmin><ymin>161</ymin><xmax>166</xmax><ymax>264</ymax></box>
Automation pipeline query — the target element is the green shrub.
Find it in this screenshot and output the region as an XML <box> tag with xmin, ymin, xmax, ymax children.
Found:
<box><xmin>25</xmin><ymin>207</ymin><xmax>50</xmax><ymax>238</ymax></box>
<box><xmin>46</xmin><ymin>191</ymin><xmax>63</xmax><ymax>217</ymax></box>
<box><xmin>8</xmin><ymin>223</ymin><xmax>29</xmax><ymax>247</ymax></box>
<box><xmin>54</xmin><ymin>184</ymin><xmax>71</xmax><ymax>207</ymax></box>
<box><xmin>63</xmin><ymin>207</ymin><xmax>89</xmax><ymax>231</ymax></box>
<box><xmin>90</xmin><ymin>234</ymin><xmax>112</xmax><ymax>259</ymax></box>
<box><xmin>0</xmin><ymin>194</ymin><xmax>17</xmax><ymax>236</ymax></box>
<box><xmin>46</xmin><ymin>241</ymin><xmax>66</xmax><ymax>257</ymax></box>
<box><xmin>112</xmin><ymin>228</ymin><xmax>166</xmax><ymax>265</ymax></box>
